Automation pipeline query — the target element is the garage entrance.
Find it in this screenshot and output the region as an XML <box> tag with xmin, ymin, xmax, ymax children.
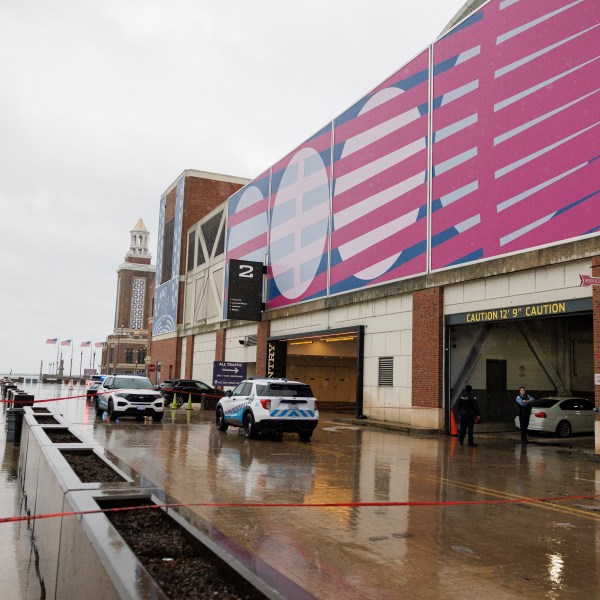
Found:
<box><xmin>266</xmin><ymin>326</ymin><xmax>364</xmax><ymax>415</ymax></box>
<box><xmin>445</xmin><ymin>299</ymin><xmax>593</xmax><ymax>433</ymax></box>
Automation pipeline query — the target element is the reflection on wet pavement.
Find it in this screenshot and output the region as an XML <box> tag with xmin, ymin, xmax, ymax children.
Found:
<box><xmin>2</xmin><ymin>382</ymin><xmax>600</xmax><ymax>599</ymax></box>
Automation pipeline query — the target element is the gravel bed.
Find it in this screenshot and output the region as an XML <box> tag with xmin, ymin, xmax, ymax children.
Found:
<box><xmin>104</xmin><ymin>500</ymin><xmax>259</xmax><ymax>600</ymax></box>
<box><xmin>60</xmin><ymin>450</ymin><xmax>126</xmax><ymax>483</ymax></box>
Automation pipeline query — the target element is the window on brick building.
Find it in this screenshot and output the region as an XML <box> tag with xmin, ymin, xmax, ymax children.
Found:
<box><xmin>378</xmin><ymin>357</ymin><xmax>393</xmax><ymax>386</ymax></box>
<box><xmin>187</xmin><ymin>231</ymin><xmax>196</xmax><ymax>272</ymax></box>
<box><xmin>161</xmin><ymin>217</ymin><xmax>174</xmax><ymax>283</ymax></box>
<box><xmin>125</xmin><ymin>348</ymin><xmax>134</xmax><ymax>364</ymax></box>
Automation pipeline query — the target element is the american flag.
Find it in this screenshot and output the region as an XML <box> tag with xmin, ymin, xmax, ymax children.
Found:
<box><xmin>61</xmin><ymin>339</ymin><xmax>71</xmax><ymax>347</ymax></box>
<box><xmin>430</xmin><ymin>0</ymin><xmax>600</xmax><ymax>269</ymax></box>
<box><xmin>45</xmin><ymin>338</ymin><xmax>57</xmax><ymax>345</ymax></box>
<box><xmin>94</xmin><ymin>342</ymin><xmax>104</xmax><ymax>348</ymax></box>
<box><xmin>80</xmin><ymin>341</ymin><xmax>91</xmax><ymax>348</ymax></box>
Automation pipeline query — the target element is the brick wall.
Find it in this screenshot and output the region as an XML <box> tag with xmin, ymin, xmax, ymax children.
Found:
<box><xmin>151</xmin><ymin>337</ymin><xmax>179</xmax><ymax>384</ymax></box>
<box><xmin>215</xmin><ymin>329</ymin><xmax>226</xmax><ymax>362</ymax></box>
<box><xmin>184</xmin><ymin>335</ymin><xmax>194</xmax><ymax>378</ymax></box>
<box><xmin>593</xmin><ymin>257</ymin><xmax>600</xmax><ymax>409</ymax></box>
<box><xmin>412</xmin><ymin>287</ymin><xmax>444</xmax><ymax>409</ymax></box>
<box><xmin>255</xmin><ymin>321</ymin><xmax>271</xmax><ymax>377</ymax></box>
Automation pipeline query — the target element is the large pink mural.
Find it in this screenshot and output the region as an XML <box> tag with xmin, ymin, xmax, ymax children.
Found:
<box><xmin>224</xmin><ymin>0</ymin><xmax>600</xmax><ymax>313</ymax></box>
<box><xmin>430</xmin><ymin>0</ymin><xmax>600</xmax><ymax>269</ymax></box>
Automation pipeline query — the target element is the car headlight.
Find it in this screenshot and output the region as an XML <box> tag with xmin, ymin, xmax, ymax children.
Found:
<box><xmin>114</xmin><ymin>392</ymin><xmax>129</xmax><ymax>399</ymax></box>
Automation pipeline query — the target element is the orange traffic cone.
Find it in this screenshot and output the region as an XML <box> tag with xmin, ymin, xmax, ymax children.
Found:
<box><xmin>450</xmin><ymin>411</ymin><xmax>458</xmax><ymax>436</ymax></box>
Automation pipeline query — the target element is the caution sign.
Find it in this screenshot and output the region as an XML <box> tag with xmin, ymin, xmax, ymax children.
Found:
<box><xmin>213</xmin><ymin>361</ymin><xmax>247</xmax><ymax>387</ymax></box>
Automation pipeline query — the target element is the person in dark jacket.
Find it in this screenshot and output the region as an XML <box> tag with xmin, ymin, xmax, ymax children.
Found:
<box><xmin>515</xmin><ymin>386</ymin><xmax>534</xmax><ymax>444</ymax></box>
<box><xmin>456</xmin><ymin>385</ymin><xmax>480</xmax><ymax>447</ymax></box>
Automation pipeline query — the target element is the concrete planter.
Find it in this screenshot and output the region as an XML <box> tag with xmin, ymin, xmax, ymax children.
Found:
<box><xmin>21</xmin><ymin>425</ymin><xmax>90</xmax><ymax>517</ymax></box>
<box><xmin>19</xmin><ymin>409</ymin><xmax>310</xmax><ymax>600</ymax></box>
<box><xmin>18</xmin><ymin>409</ymin><xmax>65</xmax><ymax>487</ymax></box>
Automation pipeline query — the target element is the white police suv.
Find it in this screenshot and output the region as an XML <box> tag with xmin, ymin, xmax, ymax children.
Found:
<box><xmin>216</xmin><ymin>378</ymin><xmax>319</xmax><ymax>440</ymax></box>
<box><xmin>95</xmin><ymin>375</ymin><xmax>164</xmax><ymax>422</ymax></box>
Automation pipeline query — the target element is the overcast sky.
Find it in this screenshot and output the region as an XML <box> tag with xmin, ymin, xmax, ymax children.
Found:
<box><xmin>0</xmin><ymin>0</ymin><xmax>462</xmax><ymax>375</ymax></box>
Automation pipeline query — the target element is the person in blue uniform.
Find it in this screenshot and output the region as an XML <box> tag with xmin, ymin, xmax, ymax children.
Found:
<box><xmin>515</xmin><ymin>386</ymin><xmax>534</xmax><ymax>444</ymax></box>
<box><xmin>456</xmin><ymin>384</ymin><xmax>480</xmax><ymax>447</ymax></box>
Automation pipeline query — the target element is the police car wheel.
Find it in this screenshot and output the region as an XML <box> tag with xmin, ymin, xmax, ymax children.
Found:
<box><xmin>298</xmin><ymin>430</ymin><xmax>313</xmax><ymax>442</ymax></box>
<box><xmin>216</xmin><ymin>407</ymin><xmax>228</xmax><ymax>431</ymax></box>
<box><xmin>243</xmin><ymin>412</ymin><xmax>257</xmax><ymax>438</ymax></box>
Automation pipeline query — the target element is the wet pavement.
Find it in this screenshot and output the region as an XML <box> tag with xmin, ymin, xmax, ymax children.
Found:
<box><xmin>2</xmin><ymin>382</ymin><xmax>600</xmax><ymax>599</ymax></box>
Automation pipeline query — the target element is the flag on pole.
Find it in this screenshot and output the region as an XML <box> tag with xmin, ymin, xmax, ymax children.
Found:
<box><xmin>81</xmin><ymin>341</ymin><xmax>91</xmax><ymax>347</ymax></box>
<box><xmin>94</xmin><ymin>342</ymin><xmax>104</xmax><ymax>348</ymax></box>
<box><xmin>46</xmin><ymin>338</ymin><xmax>58</xmax><ymax>345</ymax></box>
<box><xmin>61</xmin><ymin>339</ymin><xmax>72</xmax><ymax>346</ymax></box>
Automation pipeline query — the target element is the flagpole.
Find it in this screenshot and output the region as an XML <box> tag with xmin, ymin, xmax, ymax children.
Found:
<box><xmin>69</xmin><ymin>342</ymin><xmax>74</xmax><ymax>378</ymax></box>
<box><xmin>56</xmin><ymin>338</ymin><xmax>60</xmax><ymax>374</ymax></box>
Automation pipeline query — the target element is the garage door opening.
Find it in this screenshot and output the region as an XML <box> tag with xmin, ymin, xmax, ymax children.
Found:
<box><xmin>446</xmin><ymin>306</ymin><xmax>593</xmax><ymax>433</ymax></box>
<box><xmin>266</xmin><ymin>327</ymin><xmax>364</xmax><ymax>415</ymax></box>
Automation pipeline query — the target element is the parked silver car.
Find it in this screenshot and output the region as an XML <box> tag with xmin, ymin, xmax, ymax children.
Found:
<box><xmin>514</xmin><ymin>396</ymin><xmax>595</xmax><ymax>438</ymax></box>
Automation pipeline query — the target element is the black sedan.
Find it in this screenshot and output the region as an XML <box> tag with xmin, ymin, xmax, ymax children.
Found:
<box><xmin>159</xmin><ymin>379</ymin><xmax>225</xmax><ymax>408</ymax></box>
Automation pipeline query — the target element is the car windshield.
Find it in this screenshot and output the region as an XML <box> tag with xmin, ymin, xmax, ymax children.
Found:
<box><xmin>531</xmin><ymin>399</ymin><xmax>560</xmax><ymax>408</ymax></box>
<box><xmin>113</xmin><ymin>378</ymin><xmax>154</xmax><ymax>390</ymax></box>
<box><xmin>261</xmin><ymin>383</ymin><xmax>313</xmax><ymax>397</ymax></box>
<box><xmin>190</xmin><ymin>381</ymin><xmax>210</xmax><ymax>390</ymax></box>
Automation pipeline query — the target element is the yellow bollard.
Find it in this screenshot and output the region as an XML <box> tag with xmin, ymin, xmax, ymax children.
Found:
<box><xmin>186</xmin><ymin>393</ymin><xmax>193</xmax><ymax>411</ymax></box>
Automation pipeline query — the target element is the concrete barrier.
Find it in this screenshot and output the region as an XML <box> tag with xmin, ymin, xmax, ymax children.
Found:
<box><xmin>18</xmin><ymin>410</ymin><xmax>301</xmax><ymax>600</ymax></box>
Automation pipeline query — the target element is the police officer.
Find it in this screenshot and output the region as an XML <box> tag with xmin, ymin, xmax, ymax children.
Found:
<box><xmin>456</xmin><ymin>384</ymin><xmax>480</xmax><ymax>447</ymax></box>
<box><xmin>515</xmin><ymin>386</ymin><xmax>534</xmax><ymax>444</ymax></box>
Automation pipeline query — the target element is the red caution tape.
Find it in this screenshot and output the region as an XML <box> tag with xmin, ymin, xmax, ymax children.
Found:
<box><xmin>1</xmin><ymin>495</ymin><xmax>596</xmax><ymax>525</ymax></box>
<box><xmin>0</xmin><ymin>393</ymin><xmax>90</xmax><ymax>405</ymax></box>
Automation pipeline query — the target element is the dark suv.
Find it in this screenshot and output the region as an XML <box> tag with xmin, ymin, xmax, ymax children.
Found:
<box><xmin>159</xmin><ymin>379</ymin><xmax>225</xmax><ymax>408</ymax></box>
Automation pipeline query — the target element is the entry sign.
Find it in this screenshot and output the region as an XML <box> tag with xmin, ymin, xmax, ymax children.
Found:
<box><xmin>213</xmin><ymin>361</ymin><xmax>247</xmax><ymax>387</ymax></box>
<box><xmin>227</xmin><ymin>259</ymin><xmax>263</xmax><ymax>321</ymax></box>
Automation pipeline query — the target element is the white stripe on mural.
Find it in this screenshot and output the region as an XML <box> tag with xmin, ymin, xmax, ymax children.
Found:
<box><xmin>495</xmin><ymin>23</ymin><xmax>600</xmax><ymax>78</ymax></box>
<box><xmin>495</xmin><ymin>122</ymin><xmax>600</xmax><ymax>179</ymax></box>
<box><xmin>500</xmin><ymin>213</ymin><xmax>554</xmax><ymax>246</ymax></box>
<box><xmin>434</xmin><ymin>147</ymin><xmax>478</xmax><ymax>176</ymax></box>
<box><xmin>497</xmin><ymin>0</ymin><xmax>584</xmax><ymax>45</ymax></box>
<box><xmin>495</xmin><ymin>56</ymin><xmax>600</xmax><ymax>111</ymax></box>
<box><xmin>335</xmin><ymin>172</ymin><xmax>423</xmax><ymax>229</ymax></box>
<box><xmin>342</xmin><ymin>107</ymin><xmax>420</xmax><ymax>158</ymax></box>
<box><xmin>438</xmin><ymin>180</ymin><xmax>479</xmax><ymax>208</ymax></box>
<box><xmin>338</xmin><ymin>208</ymin><xmax>420</xmax><ymax>279</ymax></box>
<box><xmin>440</xmin><ymin>80</ymin><xmax>479</xmax><ymax>106</ymax></box>
<box><xmin>497</xmin><ymin>163</ymin><xmax>586</xmax><ymax>212</ymax></box>
<box><xmin>435</xmin><ymin>113</ymin><xmax>478</xmax><ymax>143</ymax></box>
<box><xmin>495</xmin><ymin>88</ymin><xmax>600</xmax><ymax>145</ymax></box>
<box><xmin>335</xmin><ymin>138</ymin><xmax>425</xmax><ymax>195</ymax></box>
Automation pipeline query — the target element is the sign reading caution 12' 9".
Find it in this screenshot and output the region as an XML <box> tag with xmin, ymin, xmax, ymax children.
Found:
<box><xmin>227</xmin><ymin>259</ymin><xmax>264</xmax><ymax>321</ymax></box>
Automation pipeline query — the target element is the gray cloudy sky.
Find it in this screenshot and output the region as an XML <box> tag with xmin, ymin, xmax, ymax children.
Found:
<box><xmin>0</xmin><ymin>0</ymin><xmax>461</xmax><ymax>374</ymax></box>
